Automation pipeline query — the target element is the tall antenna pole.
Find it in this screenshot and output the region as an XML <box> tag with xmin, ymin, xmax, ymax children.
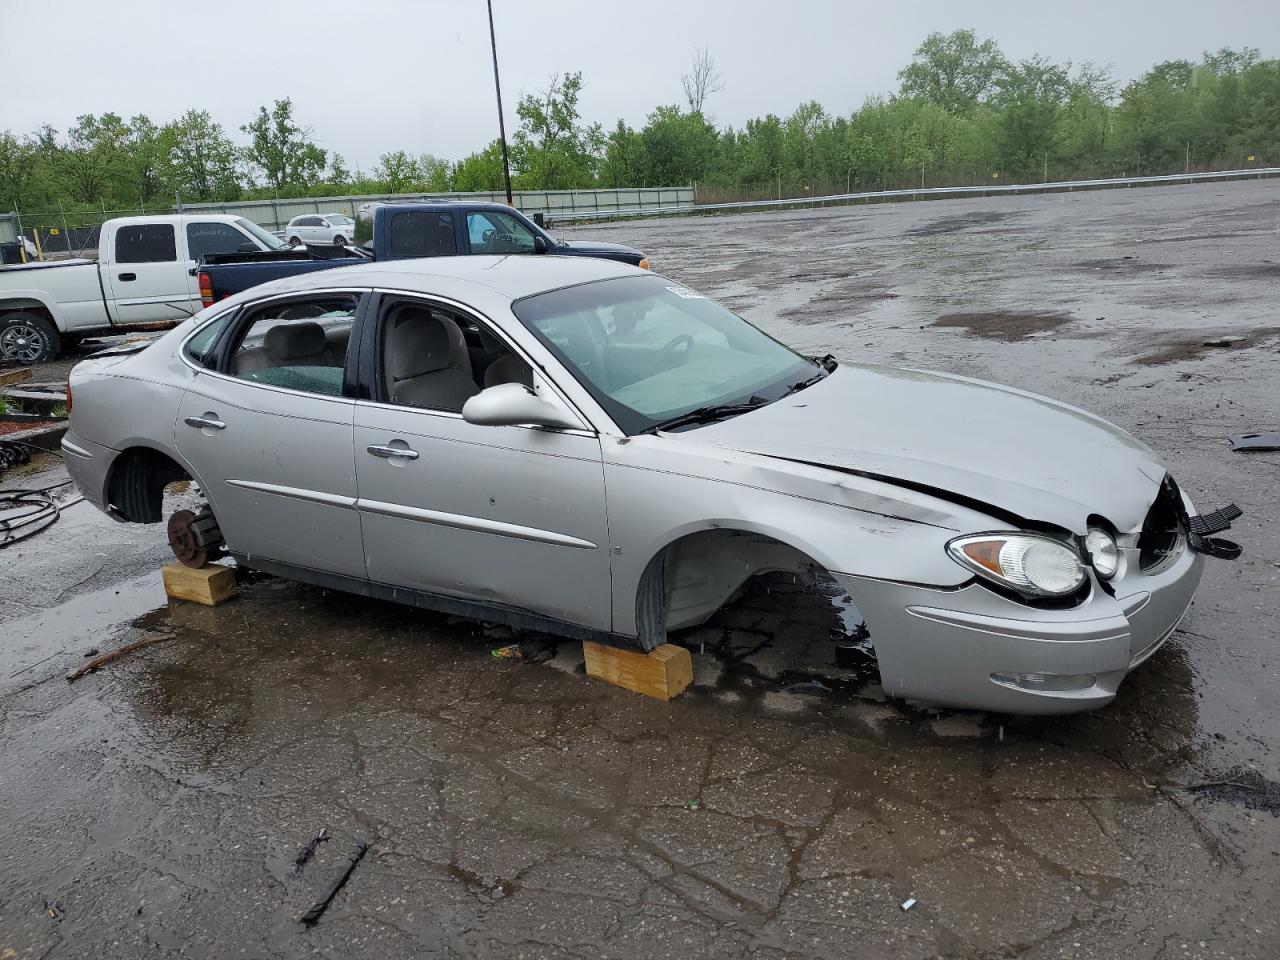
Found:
<box><xmin>487</xmin><ymin>0</ymin><xmax>514</xmax><ymax>206</ymax></box>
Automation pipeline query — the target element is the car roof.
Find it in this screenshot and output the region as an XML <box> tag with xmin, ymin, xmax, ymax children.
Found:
<box><xmin>231</xmin><ymin>255</ymin><xmax>644</xmax><ymax>304</ymax></box>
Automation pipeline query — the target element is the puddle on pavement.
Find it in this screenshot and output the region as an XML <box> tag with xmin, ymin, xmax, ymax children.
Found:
<box><xmin>932</xmin><ymin>309</ymin><xmax>1075</xmax><ymax>341</ymax></box>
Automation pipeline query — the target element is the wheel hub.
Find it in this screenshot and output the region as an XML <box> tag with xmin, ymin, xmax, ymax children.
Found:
<box><xmin>166</xmin><ymin>506</ymin><xmax>226</xmax><ymax>568</ymax></box>
<box><xmin>1</xmin><ymin>324</ymin><xmax>43</xmax><ymax>362</ymax></box>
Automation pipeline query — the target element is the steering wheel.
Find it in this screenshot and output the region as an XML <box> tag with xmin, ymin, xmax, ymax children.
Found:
<box><xmin>660</xmin><ymin>334</ymin><xmax>695</xmax><ymax>367</ymax></box>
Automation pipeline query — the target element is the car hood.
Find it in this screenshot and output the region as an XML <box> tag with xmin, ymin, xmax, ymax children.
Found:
<box><xmin>556</xmin><ymin>239</ymin><xmax>644</xmax><ymax>260</ymax></box>
<box><xmin>694</xmin><ymin>363</ymin><xmax>1167</xmax><ymax>534</ymax></box>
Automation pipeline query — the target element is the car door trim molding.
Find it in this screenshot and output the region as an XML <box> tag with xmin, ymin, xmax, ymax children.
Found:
<box><xmin>356</xmin><ymin>496</ymin><xmax>598</xmax><ymax>549</ymax></box>
<box><xmin>224</xmin><ymin>480</ymin><xmax>596</xmax><ymax>550</ymax></box>
<box><xmin>225</xmin><ymin>479</ymin><xmax>358</xmax><ymax>510</ymax></box>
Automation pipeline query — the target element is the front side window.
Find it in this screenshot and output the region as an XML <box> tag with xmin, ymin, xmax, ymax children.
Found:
<box><xmin>467</xmin><ymin>211</ymin><xmax>537</xmax><ymax>254</ymax></box>
<box><xmin>388</xmin><ymin>212</ymin><xmax>457</xmax><ymax>258</ymax></box>
<box><xmin>226</xmin><ymin>294</ymin><xmax>359</xmax><ymax>396</ymax></box>
<box><xmin>514</xmin><ymin>275</ymin><xmax>815</xmax><ymax>434</ymax></box>
<box><xmin>115</xmin><ymin>223</ymin><xmax>176</xmax><ymax>263</ymax></box>
<box><xmin>377</xmin><ymin>298</ymin><xmax>531</xmax><ymax>413</ymax></box>
<box><xmin>186</xmin><ymin>222</ymin><xmax>252</xmax><ymax>261</ymax></box>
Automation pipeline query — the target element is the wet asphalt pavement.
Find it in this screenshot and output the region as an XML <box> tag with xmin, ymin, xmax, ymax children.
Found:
<box><xmin>3</xmin><ymin>180</ymin><xmax>1279</xmax><ymax>959</ymax></box>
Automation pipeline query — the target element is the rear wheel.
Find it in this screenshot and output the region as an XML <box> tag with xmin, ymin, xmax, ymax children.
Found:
<box><xmin>0</xmin><ymin>311</ymin><xmax>60</xmax><ymax>364</ymax></box>
<box><xmin>333</xmin><ymin>234</ymin><xmax>347</xmax><ymax>247</ymax></box>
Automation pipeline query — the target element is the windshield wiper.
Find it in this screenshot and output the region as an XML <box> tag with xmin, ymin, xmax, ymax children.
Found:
<box><xmin>647</xmin><ymin>396</ymin><xmax>769</xmax><ymax>434</ymax></box>
<box><xmin>782</xmin><ymin>370</ymin><xmax>827</xmax><ymax>396</ymax></box>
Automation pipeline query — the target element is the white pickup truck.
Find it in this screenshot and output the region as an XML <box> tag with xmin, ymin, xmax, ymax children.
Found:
<box><xmin>0</xmin><ymin>214</ymin><xmax>287</xmax><ymax>363</ymax></box>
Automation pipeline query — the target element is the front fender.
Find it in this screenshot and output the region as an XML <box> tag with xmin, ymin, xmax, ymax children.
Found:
<box><xmin>602</xmin><ymin>436</ymin><xmax>989</xmax><ymax>638</ymax></box>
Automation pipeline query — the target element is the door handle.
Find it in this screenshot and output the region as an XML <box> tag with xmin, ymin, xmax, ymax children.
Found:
<box><xmin>184</xmin><ymin>416</ymin><xmax>226</xmax><ymax>430</ymax></box>
<box><xmin>118</xmin><ymin>272</ymin><xmax>137</xmax><ymax>282</ymax></box>
<box><xmin>367</xmin><ymin>443</ymin><xmax>419</xmax><ymax>460</ymax></box>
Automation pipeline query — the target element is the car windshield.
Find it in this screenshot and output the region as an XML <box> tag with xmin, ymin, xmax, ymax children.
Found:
<box><xmin>513</xmin><ymin>274</ymin><xmax>817</xmax><ymax>434</ymax></box>
<box><xmin>235</xmin><ymin>217</ymin><xmax>287</xmax><ymax>250</ymax></box>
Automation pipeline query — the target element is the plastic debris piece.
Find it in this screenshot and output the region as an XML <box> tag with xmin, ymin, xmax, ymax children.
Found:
<box><xmin>300</xmin><ymin>840</ymin><xmax>368</xmax><ymax>926</ymax></box>
<box><xmin>1231</xmin><ymin>432</ymin><xmax>1280</xmax><ymax>452</ymax></box>
<box><xmin>900</xmin><ymin>897</ymin><xmax>918</xmax><ymax>911</ymax></box>
<box><xmin>784</xmin><ymin>679</ymin><xmax>831</xmax><ymax>696</ymax></box>
<box><xmin>491</xmin><ymin>644</ymin><xmax>522</xmax><ymax>660</ymax></box>
<box><xmin>294</xmin><ymin>827</ymin><xmax>329</xmax><ymax>876</ymax></box>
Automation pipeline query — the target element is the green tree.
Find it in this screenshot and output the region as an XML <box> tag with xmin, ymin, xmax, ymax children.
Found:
<box><xmin>374</xmin><ymin>150</ymin><xmax>420</xmax><ymax>192</ymax></box>
<box><xmin>161</xmin><ymin>110</ymin><xmax>241</xmax><ymax>202</ymax></box>
<box><xmin>512</xmin><ymin>72</ymin><xmax>602</xmax><ymax>188</ymax></box>
<box><xmin>57</xmin><ymin>113</ymin><xmax>132</xmax><ymax>203</ymax></box>
<box><xmin>599</xmin><ymin>120</ymin><xmax>642</xmax><ymax>187</ymax></box>
<box><xmin>636</xmin><ymin>107</ymin><xmax>718</xmax><ymax>186</ymax></box>
<box><xmin>992</xmin><ymin>56</ymin><xmax>1073</xmax><ymax>177</ymax></box>
<box><xmin>452</xmin><ymin>141</ymin><xmax>506</xmax><ymax>192</ymax></box>
<box><xmin>898</xmin><ymin>30</ymin><xmax>1008</xmax><ymax>115</ymax></box>
<box><xmin>241</xmin><ymin>98</ymin><xmax>327</xmax><ymax>192</ymax></box>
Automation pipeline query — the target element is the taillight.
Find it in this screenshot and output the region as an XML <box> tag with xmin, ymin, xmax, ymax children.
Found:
<box><xmin>65</xmin><ymin>383</ymin><xmax>73</xmax><ymax>414</ymax></box>
<box><xmin>198</xmin><ymin>271</ymin><xmax>214</xmax><ymax>308</ymax></box>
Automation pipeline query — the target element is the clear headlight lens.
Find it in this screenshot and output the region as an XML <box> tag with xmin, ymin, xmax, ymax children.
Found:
<box><xmin>1084</xmin><ymin>527</ymin><xmax>1119</xmax><ymax>579</ymax></box>
<box><xmin>948</xmin><ymin>533</ymin><xmax>1086</xmax><ymax>598</ymax></box>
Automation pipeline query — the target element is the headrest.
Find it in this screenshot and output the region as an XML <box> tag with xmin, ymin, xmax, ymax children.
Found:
<box><xmin>388</xmin><ymin>308</ymin><xmax>456</xmax><ymax>380</ymax></box>
<box><xmin>264</xmin><ymin>322</ymin><xmax>326</xmax><ymax>361</ymax></box>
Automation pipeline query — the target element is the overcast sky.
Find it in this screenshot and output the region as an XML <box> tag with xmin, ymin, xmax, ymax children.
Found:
<box><xmin>5</xmin><ymin>0</ymin><xmax>1278</xmax><ymax>171</ymax></box>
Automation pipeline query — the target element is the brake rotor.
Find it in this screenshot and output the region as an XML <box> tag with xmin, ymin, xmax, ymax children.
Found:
<box><xmin>167</xmin><ymin>509</ymin><xmax>209</xmax><ymax>568</ymax></box>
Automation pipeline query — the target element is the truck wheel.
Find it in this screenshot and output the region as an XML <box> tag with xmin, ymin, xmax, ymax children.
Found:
<box><xmin>0</xmin><ymin>311</ymin><xmax>61</xmax><ymax>364</ymax></box>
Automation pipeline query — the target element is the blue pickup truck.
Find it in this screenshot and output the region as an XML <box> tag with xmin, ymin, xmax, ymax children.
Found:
<box><xmin>198</xmin><ymin>201</ymin><xmax>648</xmax><ymax>307</ymax></box>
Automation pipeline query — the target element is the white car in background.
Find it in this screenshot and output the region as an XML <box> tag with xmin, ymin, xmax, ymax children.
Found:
<box><xmin>285</xmin><ymin>214</ymin><xmax>355</xmax><ymax>248</ymax></box>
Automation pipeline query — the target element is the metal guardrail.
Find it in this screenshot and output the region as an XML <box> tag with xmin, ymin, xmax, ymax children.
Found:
<box><xmin>553</xmin><ymin>167</ymin><xmax>1280</xmax><ymax>223</ymax></box>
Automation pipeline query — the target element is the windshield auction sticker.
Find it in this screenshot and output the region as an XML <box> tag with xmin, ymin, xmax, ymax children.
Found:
<box><xmin>666</xmin><ymin>285</ymin><xmax>705</xmax><ymax>299</ymax></box>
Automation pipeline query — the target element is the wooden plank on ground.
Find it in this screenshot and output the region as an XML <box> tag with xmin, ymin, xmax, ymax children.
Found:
<box><xmin>162</xmin><ymin>562</ymin><xmax>238</xmax><ymax>606</ymax></box>
<box><xmin>582</xmin><ymin>641</ymin><xmax>693</xmax><ymax>701</ymax></box>
<box><xmin>0</xmin><ymin>368</ymin><xmax>33</xmax><ymax>387</ymax></box>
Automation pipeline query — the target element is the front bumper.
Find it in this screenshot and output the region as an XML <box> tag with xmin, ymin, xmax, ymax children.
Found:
<box><xmin>837</xmin><ymin>540</ymin><xmax>1204</xmax><ymax>714</ymax></box>
<box><xmin>61</xmin><ymin>428</ymin><xmax>119</xmax><ymax>517</ymax></box>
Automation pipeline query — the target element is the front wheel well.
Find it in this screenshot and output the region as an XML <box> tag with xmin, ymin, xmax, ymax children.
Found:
<box><xmin>634</xmin><ymin>528</ymin><xmax>840</xmax><ymax>651</ymax></box>
<box><xmin>106</xmin><ymin>447</ymin><xmax>192</xmax><ymax>523</ymax></box>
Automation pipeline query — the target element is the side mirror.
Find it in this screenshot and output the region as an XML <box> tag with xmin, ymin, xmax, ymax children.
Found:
<box><xmin>462</xmin><ymin>383</ymin><xmax>581</xmax><ymax>430</ymax></box>
<box><xmin>533</xmin><ymin>235</ymin><xmax>548</xmax><ymax>254</ymax></box>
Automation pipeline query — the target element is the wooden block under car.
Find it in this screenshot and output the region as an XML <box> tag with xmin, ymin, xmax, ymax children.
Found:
<box><xmin>582</xmin><ymin>641</ymin><xmax>693</xmax><ymax>701</ymax></box>
<box><xmin>161</xmin><ymin>562</ymin><xmax>238</xmax><ymax>606</ymax></box>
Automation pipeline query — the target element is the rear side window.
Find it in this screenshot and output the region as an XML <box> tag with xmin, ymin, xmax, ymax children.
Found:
<box><xmin>227</xmin><ymin>295</ymin><xmax>360</xmax><ymax>396</ymax></box>
<box><xmin>115</xmin><ymin>224</ymin><xmax>176</xmax><ymax>263</ymax></box>
<box><xmin>184</xmin><ymin>313</ymin><xmax>233</xmax><ymax>367</ymax></box>
<box><xmin>389</xmin><ymin>212</ymin><xmax>457</xmax><ymax>258</ymax></box>
<box><xmin>186</xmin><ymin>222</ymin><xmax>251</xmax><ymax>261</ymax></box>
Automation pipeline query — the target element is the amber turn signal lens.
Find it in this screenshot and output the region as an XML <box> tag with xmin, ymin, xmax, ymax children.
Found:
<box><xmin>960</xmin><ymin>539</ymin><xmax>1004</xmax><ymax>575</ymax></box>
<box><xmin>638</xmin><ymin>258</ymin><xmax>650</xmax><ymax>270</ymax></box>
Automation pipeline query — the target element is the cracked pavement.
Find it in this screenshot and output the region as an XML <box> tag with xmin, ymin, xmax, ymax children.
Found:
<box><xmin>3</xmin><ymin>179</ymin><xmax>1279</xmax><ymax>958</ymax></box>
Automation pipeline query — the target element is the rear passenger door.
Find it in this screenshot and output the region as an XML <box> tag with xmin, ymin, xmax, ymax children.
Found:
<box><xmin>106</xmin><ymin>222</ymin><xmax>193</xmax><ymax>324</ymax></box>
<box><xmin>174</xmin><ymin>291</ymin><xmax>368</xmax><ymax>579</ymax></box>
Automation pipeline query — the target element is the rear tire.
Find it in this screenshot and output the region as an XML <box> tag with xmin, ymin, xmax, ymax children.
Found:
<box><xmin>0</xmin><ymin>311</ymin><xmax>60</xmax><ymax>364</ymax></box>
<box><xmin>333</xmin><ymin>234</ymin><xmax>347</xmax><ymax>247</ymax></box>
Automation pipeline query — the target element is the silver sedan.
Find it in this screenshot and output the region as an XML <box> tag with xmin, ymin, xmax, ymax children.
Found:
<box><xmin>61</xmin><ymin>256</ymin><xmax>1241</xmax><ymax>713</ymax></box>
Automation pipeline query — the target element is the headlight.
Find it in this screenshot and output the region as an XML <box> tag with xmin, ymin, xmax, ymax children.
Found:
<box><xmin>948</xmin><ymin>533</ymin><xmax>1086</xmax><ymax>598</ymax></box>
<box><xmin>1084</xmin><ymin>527</ymin><xmax>1119</xmax><ymax>579</ymax></box>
